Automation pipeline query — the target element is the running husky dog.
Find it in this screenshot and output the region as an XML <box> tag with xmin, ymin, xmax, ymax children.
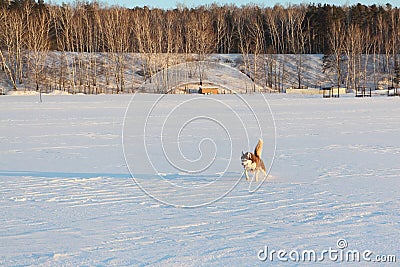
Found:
<box><xmin>241</xmin><ymin>139</ymin><xmax>266</xmax><ymax>182</ymax></box>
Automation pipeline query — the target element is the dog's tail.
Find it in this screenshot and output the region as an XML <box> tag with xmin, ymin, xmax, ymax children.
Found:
<box><xmin>254</xmin><ymin>139</ymin><xmax>263</xmax><ymax>158</ymax></box>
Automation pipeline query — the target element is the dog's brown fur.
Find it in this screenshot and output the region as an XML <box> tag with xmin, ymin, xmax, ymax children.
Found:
<box><xmin>241</xmin><ymin>139</ymin><xmax>266</xmax><ymax>182</ymax></box>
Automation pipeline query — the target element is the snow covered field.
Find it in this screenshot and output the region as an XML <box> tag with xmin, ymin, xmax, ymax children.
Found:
<box><xmin>1</xmin><ymin>94</ymin><xmax>399</xmax><ymax>266</ymax></box>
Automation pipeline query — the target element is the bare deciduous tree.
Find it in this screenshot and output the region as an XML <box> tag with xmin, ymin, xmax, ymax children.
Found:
<box><xmin>0</xmin><ymin>4</ymin><xmax>30</xmax><ymax>89</ymax></box>
<box><xmin>26</xmin><ymin>8</ymin><xmax>50</xmax><ymax>93</ymax></box>
<box><xmin>329</xmin><ymin>19</ymin><xmax>346</xmax><ymax>88</ymax></box>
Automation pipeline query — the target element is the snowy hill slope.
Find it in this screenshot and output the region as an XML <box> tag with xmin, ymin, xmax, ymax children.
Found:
<box><xmin>1</xmin><ymin>53</ymin><xmax>394</xmax><ymax>95</ymax></box>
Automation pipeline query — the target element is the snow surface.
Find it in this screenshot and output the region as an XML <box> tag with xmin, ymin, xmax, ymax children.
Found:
<box><xmin>1</xmin><ymin>94</ymin><xmax>399</xmax><ymax>266</ymax></box>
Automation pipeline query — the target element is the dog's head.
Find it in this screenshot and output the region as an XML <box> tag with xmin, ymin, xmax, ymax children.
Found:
<box><xmin>241</xmin><ymin>151</ymin><xmax>253</xmax><ymax>167</ymax></box>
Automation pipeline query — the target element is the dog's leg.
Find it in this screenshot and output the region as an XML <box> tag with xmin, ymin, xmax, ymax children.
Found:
<box><xmin>255</xmin><ymin>170</ymin><xmax>259</xmax><ymax>182</ymax></box>
<box><xmin>261</xmin><ymin>169</ymin><xmax>267</xmax><ymax>181</ymax></box>
<box><xmin>245</xmin><ymin>169</ymin><xmax>250</xmax><ymax>181</ymax></box>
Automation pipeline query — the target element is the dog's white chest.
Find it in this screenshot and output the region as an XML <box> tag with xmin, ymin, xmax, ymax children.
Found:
<box><xmin>242</xmin><ymin>160</ymin><xmax>257</xmax><ymax>171</ymax></box>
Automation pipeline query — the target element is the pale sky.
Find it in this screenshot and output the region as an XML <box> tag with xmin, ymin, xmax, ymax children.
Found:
<box><xmin>52</xmin><ymin>0</ymin><xmax>398</xmax><ymax>9</ymax></box>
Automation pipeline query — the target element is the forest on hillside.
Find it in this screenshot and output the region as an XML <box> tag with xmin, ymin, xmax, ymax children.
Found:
<box><xmin>0</xmin><ymin>0</ymin><xmax>399</xmax><ymax>93</ymax></box>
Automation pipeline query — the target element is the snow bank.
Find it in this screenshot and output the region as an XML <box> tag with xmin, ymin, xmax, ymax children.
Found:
<box><xmin>6</xmin><ymin>89</ymin><xmax>72</xmax><ymax>96</ymax></box>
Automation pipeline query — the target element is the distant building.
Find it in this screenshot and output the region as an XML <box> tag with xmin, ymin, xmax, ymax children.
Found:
<box><xmin>199</xmin><ymin>86</ymin><xmax>219</xmax><ymax>95</ymax></box>
<box><xmin>186</xmin><ymin>88</ymin><xmax>200</xmax><ymax>94</ymax></box>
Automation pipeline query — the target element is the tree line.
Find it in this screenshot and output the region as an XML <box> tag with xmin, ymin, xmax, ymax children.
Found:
<box><xmin>0</xmin><ymin>0</ymin><xmax>399</xmax><ymax>93</ymax></box>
